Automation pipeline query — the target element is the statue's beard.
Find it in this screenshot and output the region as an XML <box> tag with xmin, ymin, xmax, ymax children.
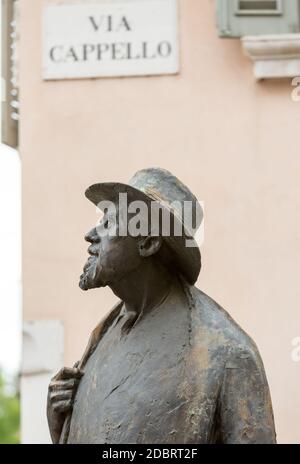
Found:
<box><xmin>79</xmin><ymin>255</ymin><xmax>103</xmax><ymax>290</ymax></box>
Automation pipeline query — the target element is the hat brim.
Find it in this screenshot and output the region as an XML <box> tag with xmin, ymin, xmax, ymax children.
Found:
<box><xmin>85</xmin><ymin>182</ymin><xmax>201</xmax><ymax>285</ymax></box>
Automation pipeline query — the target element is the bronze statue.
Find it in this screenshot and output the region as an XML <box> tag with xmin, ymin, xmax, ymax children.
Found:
<box><xmin>47</xmin><ymin>168</ymin><xmax>276</xmax><ymax>444</ymax></box>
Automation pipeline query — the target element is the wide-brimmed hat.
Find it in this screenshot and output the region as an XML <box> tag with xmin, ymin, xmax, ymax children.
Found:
<box><xmin>85</xmin><ymin>168</ymin><xmax>202</xmax><ymax>285</ymax></box>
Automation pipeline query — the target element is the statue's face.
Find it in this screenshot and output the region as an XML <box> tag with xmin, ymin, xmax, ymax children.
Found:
<box><xmin>79</xmin><ymin>210</ymin><xmax>142</xmax><ymax>291</ymax></box>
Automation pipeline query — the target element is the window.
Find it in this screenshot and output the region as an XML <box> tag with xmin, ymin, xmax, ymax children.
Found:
<box><xmin>216</xmin><ymin>0</ymin><xmax>299</xmax><ymax>37</ymax></box>
<box><xmin>236</xmin><ymin>0</ymin><xmax>282</xmax><ymax>15</ymax></box>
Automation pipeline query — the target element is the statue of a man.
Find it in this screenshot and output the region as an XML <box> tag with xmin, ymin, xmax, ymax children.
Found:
<box><xmin>47</xmin><ymin>168</ymin><xmax>276</xmax><ymax>444</ymax></box>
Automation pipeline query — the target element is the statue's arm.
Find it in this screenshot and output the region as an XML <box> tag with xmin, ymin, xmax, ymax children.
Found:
<box><xmin>217</xmin><ymin>346</ymin><xmax>276</xmax><ymax>444</ymax></box>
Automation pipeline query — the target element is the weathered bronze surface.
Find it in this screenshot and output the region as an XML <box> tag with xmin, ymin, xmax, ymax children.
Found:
<box><xmin>47</xmin><ymin>168</ymin><xmax>276</xmax><ymax>444</ymax></box>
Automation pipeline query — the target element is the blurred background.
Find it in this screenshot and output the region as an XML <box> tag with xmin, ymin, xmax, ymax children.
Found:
<box><xmin>0</xmin><ymin>0</ymin><xmax>21</xmax><ymax>443</ymax></box>
<box><xmin>1</xmin><ymin>0</ymin><xmax>300</xmax><ymax>444</ymax></box>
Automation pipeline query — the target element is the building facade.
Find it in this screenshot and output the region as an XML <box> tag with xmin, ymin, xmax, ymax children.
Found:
<box><xmin>12</xmin><ymin>0</ymin><xmax>300</xmax><ymax>443</ymax></box>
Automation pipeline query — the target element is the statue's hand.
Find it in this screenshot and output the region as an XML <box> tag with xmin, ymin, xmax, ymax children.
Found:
<box><xmin>47</xmin><ymin>364</ymin><xmax>84</xmax><ymax>443</ymax></box>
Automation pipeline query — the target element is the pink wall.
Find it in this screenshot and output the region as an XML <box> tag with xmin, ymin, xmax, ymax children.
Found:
<box><xmin>20</xmin><ymin>0</ymin><xmax>300</xmax><ymax>443</ymax></box>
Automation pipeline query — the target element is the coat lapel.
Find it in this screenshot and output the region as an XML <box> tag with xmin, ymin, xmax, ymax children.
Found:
<box><xmin>59</xmin><ymin>300</ymin><xmax>124</xmax><ymax>444</ymax></box>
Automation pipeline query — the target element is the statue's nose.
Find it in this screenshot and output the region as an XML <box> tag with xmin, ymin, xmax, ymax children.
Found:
<box><xmin>85</xmin><ymin>228</ymin><xmax>100</xmax><ymax>244</ymax></box>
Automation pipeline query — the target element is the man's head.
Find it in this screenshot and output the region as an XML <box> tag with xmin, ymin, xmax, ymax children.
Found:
<box><xmin>79</xmin><ymin>208</ymin><xmax>163</xmax><ymax>291</ymax></box>
<box><xmin>80</xmin><ymin>167</ymin><xmax>202</xmax><ymax>289</ymax></box>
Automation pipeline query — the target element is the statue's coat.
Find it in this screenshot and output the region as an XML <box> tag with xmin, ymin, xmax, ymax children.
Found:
<box><xmin>59</xmin><ymin>282</ymin><xmax>276</xmax><ymax>444</ymax></box>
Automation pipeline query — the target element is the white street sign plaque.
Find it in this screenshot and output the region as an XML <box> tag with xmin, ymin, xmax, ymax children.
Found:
<box><xmin>43</xmin><ymin>0</ymin><xmax>179</xmax><ymax>80</ymax></box>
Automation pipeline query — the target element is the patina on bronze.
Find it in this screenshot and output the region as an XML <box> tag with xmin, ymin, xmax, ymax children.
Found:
<box><xmin>47</xmin><ymin>168</ymin><xmax>276</xmax><ymax>444</ymax></box>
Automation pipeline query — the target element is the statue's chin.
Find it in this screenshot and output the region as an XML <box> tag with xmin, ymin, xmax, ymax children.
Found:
<box><xmin>79</xmin><ymin>264</ymin><xmax>96</xmax><ymax>290</ymax></box>
<box><xmin>79</xmin><ymin>276</ymin><xmax>89</xmax><ymax>291</ymax></box>
<box><xmin>79</xmin><ymin>260</ymin><xmax>106</xmax><ymax>290</ymax></box>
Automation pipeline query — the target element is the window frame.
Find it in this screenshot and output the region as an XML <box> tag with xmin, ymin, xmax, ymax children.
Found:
<box><xmin>235</xmin><ymin>0</ymin><xmax>283</xmax><ymax>16</ymax></box>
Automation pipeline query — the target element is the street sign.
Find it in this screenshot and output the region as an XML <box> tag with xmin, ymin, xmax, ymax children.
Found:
<box><xmin>43</xmin><ymin>0</ymin><xmax>179</xmax><ymax>80</ymax></box>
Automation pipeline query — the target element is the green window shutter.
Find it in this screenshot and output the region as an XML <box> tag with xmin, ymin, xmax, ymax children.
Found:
<box><xmin>216</xmin><ymin>0</ymin><xmax>300</xmax><ymax>37</ymax></box>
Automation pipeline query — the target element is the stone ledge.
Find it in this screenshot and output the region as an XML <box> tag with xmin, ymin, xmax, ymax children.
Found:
<box><xmin>242</xmin><ymin>34</ymin><xmax>300</xmax><ymax>79</ymax></box>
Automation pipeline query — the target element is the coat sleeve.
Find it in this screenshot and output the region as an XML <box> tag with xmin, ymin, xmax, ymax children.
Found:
<box><xmin>217</xmin><ymin>345</ymin><xmax>276</xmax><ymax>444</ymax></box>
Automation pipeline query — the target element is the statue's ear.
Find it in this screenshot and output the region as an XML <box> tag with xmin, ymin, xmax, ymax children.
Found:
<box><xmin>138</xmin><ymin>236</ymin><xmax>162</xmax><ymax>258</ymax></box>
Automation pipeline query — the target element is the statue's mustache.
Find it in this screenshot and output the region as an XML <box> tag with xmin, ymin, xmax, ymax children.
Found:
<box><xmin>87</xmin><ymin>244</ymin><xmax>99</xmax><ymax>256</ymax></box>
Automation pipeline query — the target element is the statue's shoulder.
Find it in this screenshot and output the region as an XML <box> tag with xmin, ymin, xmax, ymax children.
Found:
<box><xmin>190</xmin><ymin>286</ymin><xmax>263</xmax><ymax>363</ymax></box>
